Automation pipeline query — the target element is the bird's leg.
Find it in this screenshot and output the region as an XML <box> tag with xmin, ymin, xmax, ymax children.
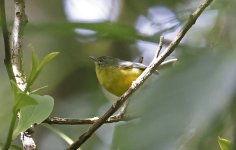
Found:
<box><xmin>138</xmin><ymin>56</ymin><xmax>144</xmax><ymax>63</ymax></box>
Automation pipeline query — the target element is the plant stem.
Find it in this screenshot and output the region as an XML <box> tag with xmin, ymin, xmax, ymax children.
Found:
<box><xmin>0</xmin><ymin>0</ymin><xmax>15</xmax><ymax>81</ymax></box>
<box><xmin>3</xmin><ymin>112</ymin><xmax>17</xmax><ymax>150</ymax></box>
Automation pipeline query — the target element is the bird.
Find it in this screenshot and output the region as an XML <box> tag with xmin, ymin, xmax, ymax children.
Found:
<box><xmin>89</xmin><ymin>56</ymin><xmax>147</xmax><ymax>97</ymax></box>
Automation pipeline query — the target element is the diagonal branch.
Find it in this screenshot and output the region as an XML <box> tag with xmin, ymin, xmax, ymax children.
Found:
<box><xmin>67</xmin><ymin>0</ymin><xmax>214</xmax><ymax>149</ymax></box>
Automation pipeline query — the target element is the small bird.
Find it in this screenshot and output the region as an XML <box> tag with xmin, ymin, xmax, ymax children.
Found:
<box><xmin>89</xmin><ymin>56</ymin><xmax>147</xmax><ymax>97</ymax></box>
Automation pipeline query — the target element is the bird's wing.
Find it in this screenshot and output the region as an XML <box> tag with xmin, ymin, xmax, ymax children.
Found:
<box><xmin>118</xmin><ymin>60</ymin><xmax>161</xmax><ymax>74</ymax></box>
<box><xmin>118</xmin><ymin>61</ymin><xmax>147</xmax><ymax>70</ymax></box>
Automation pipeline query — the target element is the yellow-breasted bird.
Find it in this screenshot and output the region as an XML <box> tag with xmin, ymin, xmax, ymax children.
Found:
<box><xmin>89</xmin><ymin>56</ymin><xmax>147</xmax><ymax>97</ymax></box>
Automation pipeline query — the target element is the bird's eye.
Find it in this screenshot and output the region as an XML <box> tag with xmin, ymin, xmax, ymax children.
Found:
<box><xmin>97</xmin><ymin>60</ymin><xmax>103</xmax><ymax>65</ymax></box>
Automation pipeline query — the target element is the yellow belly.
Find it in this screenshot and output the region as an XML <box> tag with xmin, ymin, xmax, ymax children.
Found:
<box><xmin>95</xmin><ymin>66</ymin><xmax>143</xmax><ymax>96</ymax></box>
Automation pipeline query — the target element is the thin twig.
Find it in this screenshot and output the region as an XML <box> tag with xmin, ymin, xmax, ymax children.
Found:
<box><xmin>43</xmin><ymin>115</ymin><xmax>137</xmax><ymax>125</ymax></box>
<box><xmin>158</xmin><ymin>58</ymin><xmax>178</xmax><ymax>70</ymax></box>
<box><xmin>117</xmin><ymin>100</ymin><xmax>129</xmax><ymax>117</ymax></box>
<box><xmin>155</xmin><ymin>36</ymin><xmax>164</xmax><ymax>58</ymax></box>
<box><xmin>67</xmin><ymin>0</ymin><xmax>213</xmax><ymax>149</ymax></box>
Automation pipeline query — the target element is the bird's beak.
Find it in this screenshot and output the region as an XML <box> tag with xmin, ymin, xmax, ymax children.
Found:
<box><xmin>89</xmin><ymin>56</ymin><xmax>97</xmax><ymax>62</ymax></box>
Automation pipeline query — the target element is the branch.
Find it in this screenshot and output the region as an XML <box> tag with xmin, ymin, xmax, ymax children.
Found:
<box><xmin>11</xmin><ymin>0</ymin><xmax>37</xmax><ymax>149</ymax></box>
<box><xmin>10</xmin><ymin>0</ymin><xmax>28</xmax><ymax>91</ymax></box>
<box><xmin>67</xmin><ymin>0</ymin><xmax>214</xmax><ymax>149</ymax></box>
<box><xmin>115</xmin><ymin>37</ymin><xmax>164</xmax><ymax>118</ymax></box>
<box><xmin>155</xmin><ymin>35</ymin><xmax>164</xmax><ymax>58</ymax></box>
<box><xmin>44</xmin><ymin>115</ymin><xmax>137</xmax><ymax>125</ymax></box>
<box><xmin>20</xmin><ymin>127</ymin><xmax>37</xmax><ymax>150</ymax></box>
<box><xmin>1</xmin><ymin>0</ymin><xmax>37</xmax><ymax>149</ymax></box>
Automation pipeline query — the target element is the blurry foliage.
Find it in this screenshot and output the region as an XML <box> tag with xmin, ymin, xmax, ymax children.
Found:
<box><xmin>0</xmin><ymin>0</ymin><xmax>236</xmax><ymax>149</ymax></box>
<box><xmin>113</xmin><ymin>50</ymin><xmax>236</xmax><ymax>150</ymax></box>
<box><xmin>218</xmin><ymin>137</ymin><xmax>232</xmax><ymax>150</ymax></box>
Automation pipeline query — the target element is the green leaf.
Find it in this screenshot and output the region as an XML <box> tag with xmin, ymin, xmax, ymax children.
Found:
<box><xmin>218</xmin><ymin>137</ymin><xmax>232</xmax><ymax>150</ymax></box>
<box><xmin>10</xmin><ymin>80</ymin><xmax>19</xmax><ymax>98</ymax></box>
<box><xmin>42</xmin><ymin>124</ymin><xmax>74</xmax><ymax>145</ymax></box>
<box><xmin>0</xmin><ymin>143</ymin><xmax>22</xmax><ymax>150</ymax></box>
<box><xmin>10</xmin><ymin>81</ymin><xmax>37</xmax><ymax>113</ymax></box>
<box><xmin>27</xmin><ymin>51</ymin><xmax>59</xmax><ymax>89</ymax></box>
<box><xmin>38</xmin><ymin>52</ymin><xmax>60</xmax><ymax>72</ymax></box>
<box><xmin>30</xmin><ymin>85</ymin><xmax>48</xmax><ymax>94</ymax></box>
<box><xmin>32</xmin><ymin>49</ymin><xmax>39</xmax><ymax>68</ymax></box>
<box><xmin>13</xmin><ymin>94</ymin><xmax>54</xmax><ymax>139</ymax></box>
<box><xmin>13</xmin><ymin>93</ymin><xmax>38</xmax><ymax>113</ymax></box>
<box><xmin>27</xmin><ymin>49</ymin><xmax>39</xmax><ymax>85</ymax></box>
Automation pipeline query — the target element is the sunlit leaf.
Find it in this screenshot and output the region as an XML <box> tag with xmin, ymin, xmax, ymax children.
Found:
<box><xmin>13</xmin><ymin>94</ymin><xmax>54</xmax><ymax>139</ymax></box>
<box><xmin>27</xmin><ymin>49</ymin><xmax>39</xmax><ymax>86</ymax></box>
<box><xmin>42</xmin><ymin>124</ymin><xmax>74</xmax><ymax>145</ymax></box>
<box><xmin>0</xmin><ymin>143</ymin><xmax>22</xmax><ymax>150</ymax></box>
<box><xmin>38</xmin><ymin>52</ymin><xmax>60</xmax><ymax>72</ymax></box>
<box><xmin>10</xmin><ymin>80</ymin><xmax>19</xmax><ymax>98</ymax></box>
<box><xmin>30</xmin><ymin>85</ymin><xmax>48</xmax><ymax>94</ymax></box>
<box><xmin>218</xmin><ymin>137</ymin><xmax>231</xmax><ymax>150</ymax></box>
<box><xmin>27</xmin><ymin>51</ymin><xmax>59</xmax><ymax>89</ymax></box>
<box><xmin>13</xmin><ymin>93</ymin><xmax>38</xmax><ymax>113</ymax></box>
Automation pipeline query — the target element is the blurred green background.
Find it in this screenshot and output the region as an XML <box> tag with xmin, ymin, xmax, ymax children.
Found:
<box><xmin>1</xmin><ymin>0</ymin><xmax>236</xmax><ymax>149</ymax></box>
